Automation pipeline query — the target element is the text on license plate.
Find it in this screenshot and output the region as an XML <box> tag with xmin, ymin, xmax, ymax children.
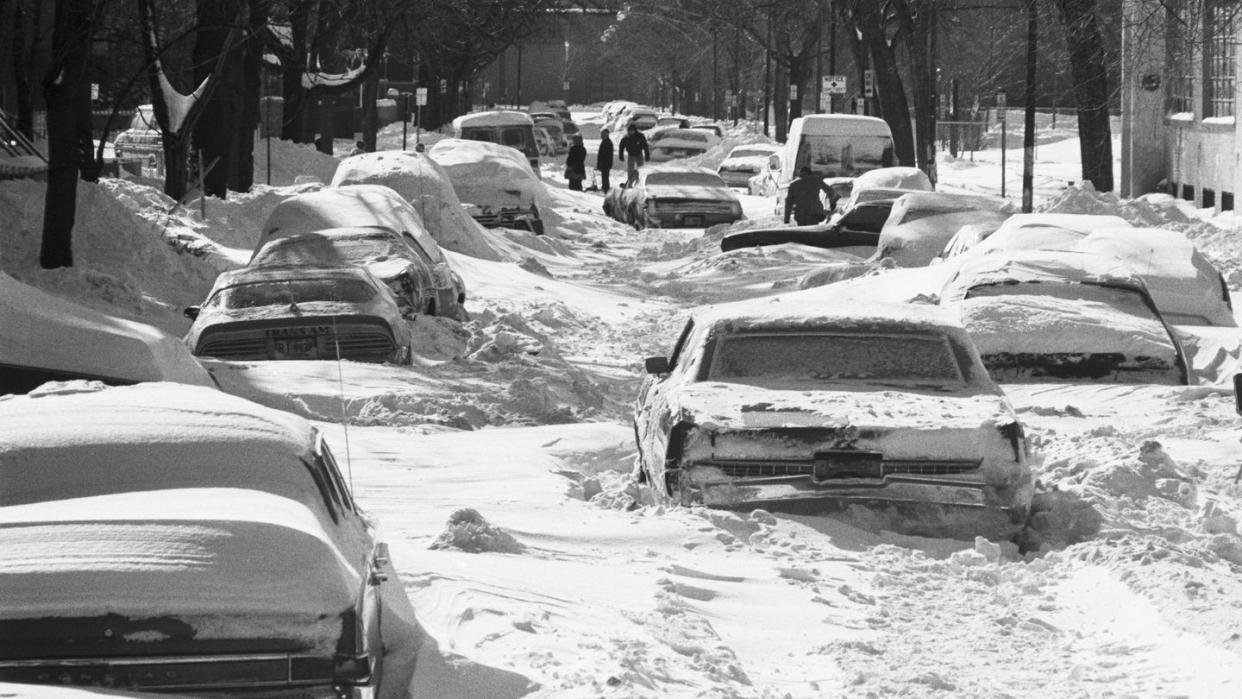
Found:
<box><xmin>273</xmin><ymin>337</ymin><xmax>316</xmax><ymax>356</ymax></box>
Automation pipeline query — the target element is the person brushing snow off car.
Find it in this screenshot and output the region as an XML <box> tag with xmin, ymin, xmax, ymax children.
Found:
<box><xmin>618</xmin><ymin>122</ymin><xmax>650</xmax><ymax>188</ymax></box>
<box><xmin>784</xmin><ymin>166</ymin><xmax>836</xmax><ymax>226</ymax></box>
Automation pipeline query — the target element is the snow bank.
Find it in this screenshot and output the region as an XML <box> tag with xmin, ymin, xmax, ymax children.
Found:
<box><xmin>331</xmin><ymin>150</ymin><xmax>505</xmax><ymax>260</ymax></box>
<box><xmin>251</xmin><ymin>135</ymin><xmax>340</xmax><ymax>186</ymax></box>
<box><xmin>682</xmin><ymin>129</ymin><xmax>780</xmax><ymax>171</ymax></box>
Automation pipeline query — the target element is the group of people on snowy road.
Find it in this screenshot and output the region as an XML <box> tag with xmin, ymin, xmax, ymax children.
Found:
<box><xmin>564</xmin><ymin>123</ymin><xmax>650</xmax><ymax>193</ymax></box>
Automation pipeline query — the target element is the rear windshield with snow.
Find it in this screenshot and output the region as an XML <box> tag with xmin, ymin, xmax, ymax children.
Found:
<box><xmin>460</xmin><ymin>126</ymin><xmax>537</xmax><ymax>158</ymax></box>
<box><xmin>706</xmin><ymin>331</ymin><xmax>968</xmax><ymax>385</ymax></box>
<box><xmin>209</xmin><ymin>278</ymin><xmax>377</xmax><ymax>309</ymax></box>
<box><xmin>652</xmin><ymin>130</ymin><xmax>709</xmax><ymax>144</ymax></box>
<box><xmin>728</xmin><ymin>149</ymin><xmax>772</xmax><ymax>159</ymax></box>
<box><xmin>646</xmin><ymin>172</ymin><xmax>726</xmax><ymax>188</ymax></box>
<box><xmin>630</xmin><ymin>114</ymin><xmax>659</xmax><ymax>129</ymax></box>
<box><xmin>796</xmin><ymin>135</ymin><xmax>893</xmax><ymax>178</ymax></box>
<box><xmin>964</xmin><ymin>282</ymin><xmax>1159</xmax><ymax>321</ymax></box>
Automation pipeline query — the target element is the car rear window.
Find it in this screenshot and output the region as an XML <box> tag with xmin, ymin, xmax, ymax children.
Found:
<box><xmin>646</xmin><ymin>172</ymin><xmax>726</xmax><ymax>187</ymax></box>
<box><xmin>254</xmin><ymin>235</ymin><xmax>406</xmax><ymax>267</ymax></box>
<box><xmin>652</xmin><ymin>130</ymin><xmax>708</xmax><ymax>144</ymax></box>
<box><xmin>210</xmin><ymin>278</ymin><xmax>377</xmax><ymax>309</ymax></box>
<box><xmin>706</xmin><ymin>331</ymin><xmax>967</xmax><ymax>384</ymax></box>
<box><xmin>964</xmin><ymin>282</ymin><xmax>1159</xmax><ymax>321</ymax></box>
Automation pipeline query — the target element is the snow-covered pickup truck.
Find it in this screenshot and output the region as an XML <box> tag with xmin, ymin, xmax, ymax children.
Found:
<box><xmin>0</xmin><ymin>382</ymin><xmax>422</xmax><ymax>697</ymax></box>
<box><xmin>633</xmin><ymin>298</ymin><xmax>1034</xmax><ymax>540</ymax></box>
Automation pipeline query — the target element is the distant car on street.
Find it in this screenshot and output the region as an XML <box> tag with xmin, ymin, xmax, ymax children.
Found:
<box><xmin>647</xmin><ymin>128</ymin><xmax>721</xmax><ymax>162</ymax></box>
<box><xmin>530</xmin><ymin>113</ymin><xmax>569</xmax><ymax>154</ymax></box>
<box><xmin>604</xmin><ymin>165</ymin><xmax>743</xmax><ymax>229</ymax></box>
<box><xmin>451</xmin><ymin>110</ymin><xmax>540</xmax><ymax>171</ymax></box>
<box><xmin>0</xmin><ymin>381</ymin><xmax>423</xmax><ymax>697</ymax></box>
<box><xmin>184</xmin><ymin>264</ymin><xmax>414</xmax><ymax>363</ymax></box>
<box><xmin>717</xmin><ymin>143</ymin><xmax>781</xmax><ymax>188</ymax></box>
<box><xmin>872</xmin><ymin>191</ymin><xmax>1012</xmax><ymax>267</ymax></box>
<box><xmin>429</xmin><ymin>138</ymin><xmax>546</xmax><ymax>235</ymax></box>
<box><xmin>633</xmin><ymin>298</ymin><xmax>1034</xmax><ymax>539</ymax></box>
<box><xmin>112</xmin><ymin>104</ymin><xmax>163</xmax><ymax>166</ymax></box>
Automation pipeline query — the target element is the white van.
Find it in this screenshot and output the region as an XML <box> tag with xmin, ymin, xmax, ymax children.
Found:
<box><xmin>774</xmin><ymin>115</ymin><xmax>895</xmax><ymax>214</ymax></box>
<box><xmin>452</xmin><ymin>110</ymin><xmax>540</xmax><ymax>172</ymax></box>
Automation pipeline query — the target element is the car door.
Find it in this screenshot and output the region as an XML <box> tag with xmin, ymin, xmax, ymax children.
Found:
<box><xmin>635</xmin><ymin>319</ymin><xmax>698</xmax><ymax>476</ymax></box>
<box><xmin>395</xmin><ymin>231</ymin><xmax>456</xmax><ymax>316</ymax></box>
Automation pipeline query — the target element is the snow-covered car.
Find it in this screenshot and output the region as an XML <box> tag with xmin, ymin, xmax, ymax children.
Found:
<box><xmin>647</xmin><ymin>128</ymin><xmax>721</xmax><ymax>162</ymax></box>
<box><xmin>533</xmin><ymin>125</ymin><xmax>554</xmax><ymax>156</ymax></box>
<box><xmin>964</xmin><ymin>213</ymin><xmax>1132</xmax><ymax>257</ymax></box>
<box><xmin>940</xmin><ymin>249</ymin><xmax>1191</xmax><ymax>384</ymax></box>
<box><xmin>429</xmin><ymin>138</ymin><xmax>546</xmax><ymax>235</ymax></box>
<box><xmin>600</xmin><ymin>100</ymin><xmax>639</xmax><ymax>126</ymax></box>
<box><xmin>633</xmin><ymin>298</ymin><xmax>1034</xmax><ymax>539</ymax></box>
<box><xmin>184</xmin><ymin>265</ymin><xmax>414</xmax><ymax>363</ymax></box>
<box><xmin>451</xmin><ymin>110</ymin><xmax>540</xmax><ymax>171</ymax></box>
<box><xmin>1073</xmin><ymin>227</ymin><xmax>1234</xmax><ymax>327</ymax></box>
<box><xmin>873</xmin><ymin>192</ymin><xmax>1012</xmax><ymax>267</ymax></box>
<box><xmin>603</xmin><ymin>165</ymin><xmax>743</xmax><ymax>229</ymax></box>
<box><xmin>717</xmin><ymin>143</ymin><xmax>781</xmax><ymax>187</ymax></box>
<box><xmin>254</xmin><ymin>185</ymin><xmax>467</xmax><ymax>317</ymax></box>
<box><xmin>657</xmin><ymin>115</ymin><xmax>691</xmax><ymax>129</ymax></box>
<box><xmin>608</xmin><ymin>106</ymin><xmax>659</xmax><ymax>135</ymax></box>
<box><xmin>719</xmin><ymin>220</ymin><xmax>879</xmax><ymax>255</ymax></box>
<box><xmin>250</xmin><ymin>227</ymin><xmax>466</xmax><ymax>319</ymax></box>
<box><xmin>690</xmin><ymin>123</ymin><xmax>725</xmax><ymax>139</ymax></box>
<box><xmin>747</xmin><ymin>152</ymin><xmax>782</xmax><ymax>196</ymax></box>
<box><xmin>850</xmin><ymin>166</ymin><xmax>934</xmax><ymax>193</ymax></box>
<box><xmin>0</xmin><ymin>272</ymin><xmax>214</xmax><ymax>394</ymax></box>
<box><xmin>111</xmin><ymin>104</ymin><xmax>162</xmax><ymax>163</ymax></box>
<box><xmin>0</xmin><ymin>382</ymin><xmax>423</xmax><ymax>696</ymax></box>
<box><xmin>531</xmin><ymin>113</ymin><xmax>569</xmax><ymax>154</ymax></box>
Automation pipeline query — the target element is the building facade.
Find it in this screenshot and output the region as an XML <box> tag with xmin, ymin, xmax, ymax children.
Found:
<box><xmin>1122</xmin><ymin>0</ymin><xmax>1239</xmax><ymax>210</ymax></box>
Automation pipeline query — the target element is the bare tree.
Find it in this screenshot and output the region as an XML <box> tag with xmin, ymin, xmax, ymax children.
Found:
<box><xmin>1055</xmin><ymin>0</ymin><xmax>1113</xmax><ymax>191</ymax></box>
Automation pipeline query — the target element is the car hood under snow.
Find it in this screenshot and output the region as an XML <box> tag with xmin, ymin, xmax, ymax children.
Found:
<box><xmin>673</xmin><ymin>380</ymin><xmax>1012</xmax><ymax>432</ymax></box>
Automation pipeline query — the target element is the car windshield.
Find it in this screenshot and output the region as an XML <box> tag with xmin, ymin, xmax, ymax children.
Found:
<box><xmin>209</xmin><ymin>278</ymin><xmax>376</xmax><ymax>309</ymax></box>
<box><xmin>461</xmin><ymin>126</ymin><xmax>537</xmax><ymax>157</ymax></box>
<box><xmin>796</xmin><ymin>135</ymin><xmax>893</xmax><ymax>178</ymax></box>
<box><xmin>253</xmin><ymin>235</ymin><xmax>407</xmax><ymax>267</ymax></box>
<box><xmin>729</xmin><ymin>149</ymin><xmax>772</xmax><ymax>159</ymax></box>
<box><xmin>707</xmin><ymin>331</ymin><xmax>968</xmax><ymax>385</ymax></box>
<box><xmin>964</xmin><ymin>281</ymin><xmax>1159</xmax><ymax>321</ymax></box>
<box><xmin>646</xmin><ymin>172</ymin><xmax>726</xmax><ymax>187</ymax></box>
<box><xmin>652</xmin><ymin>130</ymin><xmax>708</xmax><ymax>144</ymax></box>
<box><xmin>631</xmin><ymin>114</ymin><xmax>658</xmax><ymax>129</ymax></box>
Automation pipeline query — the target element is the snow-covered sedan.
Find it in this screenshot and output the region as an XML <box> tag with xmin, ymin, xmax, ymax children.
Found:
<box><xmin>604</xmin><ymin>165</ymin><xmax>743</xmax><ymax>229</ymax></box>
<box><xmin>184</xmin><ymin>265</ymin><xmax>414</xmax><ymax>363</ymax></box>
<box><xmin>634</xmin><ymin>298</ymin><xmax>1034</xmax><ymax>539</ymax></box>
<box><xmin>646</xmin><ymin>128</ymin><xmax>720</xmax><ymax>163</ymax></box>
<box><xmin>428</xmin><ymin>138</ymin><xmax>546</xmax><ymax>235</ymax></box>
<box><xmin>717</xmin><ymin>143</ymin><xmax>781</xmax><ymax>188</ymax></box>
<box><xmin>940</xmin><ymin>249</ymin><xmax>1191</xmax><ymax>384</ymax></box>
<box><xmin>0</xmin><ymin>382</ymin><xmax>422</xmax><ymax>697</ymax></box>
<box><xmin>255</xmin><ymin>185</ymin><xmax>467</xmax><ymax>318</ymax></box>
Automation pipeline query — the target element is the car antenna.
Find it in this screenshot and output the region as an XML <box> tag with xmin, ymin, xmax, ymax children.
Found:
<box><xmin>330</xmin><ymin>314</ymin><xmax>355</xmax><ymax>489</ymax></box>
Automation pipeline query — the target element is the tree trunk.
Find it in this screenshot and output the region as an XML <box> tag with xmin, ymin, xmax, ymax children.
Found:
<box><xmin>281</xmin><ymin>0</ymin><xmax>313</xmax><ymax>142</ymax></box>
<box><xmin>1055</xmin><ymin>0</ymin><xmax>1113</xmax><ymax>191</ymax></box>
<box><xmin>12</xmin><ymin>0</ymin><xmax>37</xmax><ymax>140</ymax></box>
<box><xmin>41</xmin><ymin>0</ymin><xmax>97</xmax><ymax>269</ymax></box>
<box><xmin>361</xmin><ymin>68</ymin><xmax>379</xmax><ymax>152</ymax></box>
<box><xmin>857</xmin><ymin>1</ymin><xmax>915</xmax><ymax>166</ymax></box>
<box><xmin>233</xmin><ymin>0</ymin><xmax>267</xmax><ymax>192</ymax></box>
<box><xmin>194</xmin><ymin>0</ymin><xmax>243</xmax><ymax>199</ymax></box>
<box><xmin>773</xmin><ymin>61</ymin><xmax>788</xmax><ymax>142</ymax></box>
<box><xmin>788</xmin><ymin>53</ymin><xmax>810</xmax><ymax>125</ymax></box>
<box><xmin>316</xmin><ymin>94</ymin><xmax>335</xmax><ymax>154</ymax></box>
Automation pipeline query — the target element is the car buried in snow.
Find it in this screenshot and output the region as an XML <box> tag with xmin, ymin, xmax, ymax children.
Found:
<box><xmin>633</xmin><ymin>299</ymin><xmax>1034</xmax><ymax>539</ymax></box>
<box><xmin>646</xmin><ymin>127</ymin><xmax>721</xmax><ymax>163</ymax></box>
<box><xmin>717</xmin><ymin>143</ymin><xmax>781</xmax><ymax>188</ymax></box>
<box><xmin>0</xmin><ymin>382</ymin><xmax>423</xmax><ymax>697</ymax></box>
<box><xmin>939</xmin><ymin>249</ymin><xmax>1191</xmax><ymax>385</ymax></box>
<box><xmin>184</xmin><ymin>264</ymin><xmax>414</xmax><ymax>363</ymax></box>
<box><xmin>428</xmin><ymin>137</ymin><xmax>546</xmax><ymax>235</ymax></box>
<box><xmin>604</xmin><ymin>165</ymin><xmax>743</xmax><ymax>229</ymax></box>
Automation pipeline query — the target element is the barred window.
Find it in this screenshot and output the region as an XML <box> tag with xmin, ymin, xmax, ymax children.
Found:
<box><xmin>1166</xmin><ymin>1</ymin><xmax>1194</xmax><ymax>113</ymax></box>
<box><xmin>1204</xmin><ymin>0</ymin><xmax>1237</xmax><ymax>118</ymax></box>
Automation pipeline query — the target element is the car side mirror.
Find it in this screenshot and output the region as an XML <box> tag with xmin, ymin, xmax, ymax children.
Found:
<box><xmin>768</xmin><ymin>155</ymin><xmax>780</xmax><ymax>171</ymax></box>
<box><xmin>1235</xmin><ymin>373</ymin><xmax>1241</xmax><ymax>415</ymax></box>
<box><xmin>183</xmin><ymin>306</ymin><xmax>200</xmax><ymax>320</ymax></box>
<box><xmin>644</xmin><ymin>356</ymin><xmax>671</xmax><ymax>375</ymax></box>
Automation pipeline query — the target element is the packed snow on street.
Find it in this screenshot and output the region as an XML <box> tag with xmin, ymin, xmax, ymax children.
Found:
<box><xmin>3</xmin><ymin>109</ymin><xmax>1242</xmax><ymax>698</ymax></box>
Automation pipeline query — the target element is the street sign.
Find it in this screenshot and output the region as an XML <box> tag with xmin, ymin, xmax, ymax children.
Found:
<box><xmin>822</xmin><ymin>75</ymin><xmax>846</xmax><ymax>94</ymax></box>
<box><xmin>790</xmin><ymin>83</ymin><xmax>799</xmax><ymax>100</ymax></box>
<box><xmin>438</xmin><ymin>79</ymin><xmax>447</xmax><ymax>93</ymax></box>
<box><xmin>855</xmin><ymin>98</ymin><xmax>865</xmax><ymax>115</ymax></box>
<box><xmin>415</xmin><ymin>87</ymin><xmax>428</xmax><ymax>106</ymax></box>
<box><xmin>996</xmin><ymin>90</ymin><xmax>1007</xmax><ymax>109</ymax></box>
<box><xmin>863</xmin><ymin>70</ymin><xmax>875</xmax><ymax>98</ymax></box>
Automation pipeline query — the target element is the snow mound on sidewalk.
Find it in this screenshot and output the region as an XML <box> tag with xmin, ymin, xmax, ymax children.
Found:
<box><xmin>252</xmin><ymin>136</ymin><xmax>340</xmax><ymax>186</ymax></box>
<box><xmin>0</xmin><ymin>179</ymin><xmax>224</xmax><ymax>333</ymax></box>
<box><xmin>430</xmin><ymin>509</ymin><xmax>524</xmax><ymax>554</ymax></box>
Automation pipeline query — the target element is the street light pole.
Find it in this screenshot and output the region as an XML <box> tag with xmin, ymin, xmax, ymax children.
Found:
<box><xmin>1022</xmin><ymin>0</ymin><xmax>1037</xmax><ymax>213</ymax></box>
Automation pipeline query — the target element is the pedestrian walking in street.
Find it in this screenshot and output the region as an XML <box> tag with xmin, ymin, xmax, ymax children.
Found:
<box><xmin>565</xmin><ymin>135</ymin><xmax>587</xmax><ymax>191</ymax></box>
<box><xmin>618</xmin><ymin>123</ymin><xmax>650</xmax><ymax>188</ymax></box>
<box><xmin>784</xmin><ymin>166</ymin><xmax>834</xmax><ymax>226</ymax></box>
<box><xmin>596</xmin><ymin>128</ymin><xmax>614</xmax><ymax>193</ymax></box>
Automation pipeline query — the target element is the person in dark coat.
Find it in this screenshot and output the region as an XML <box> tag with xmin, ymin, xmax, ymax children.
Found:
<box><xmin>565</xmin><ymin>135</ymin><xmax>587</xmax><ymax>191</ymax></box>
<box><xmin>617</xmin><ymin>123</ymin><xmax>650</xmax><ymax>187</ymax></box>
<box><xmin>596</xmin><ymin>128</ymin><xmax>614</xmax><ymax>193</ymax></box>
<box><xmin>784</xmin><ymin>166</ymin><xmax>834</xmax><ymax>226</ymax></box>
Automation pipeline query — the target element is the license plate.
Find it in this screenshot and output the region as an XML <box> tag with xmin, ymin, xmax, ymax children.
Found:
<box><xmin>812</xmin><ymin>451</ymin><xmax>884</xmax><ymax>482</ymax></box>
<box><xmin>274</xmin><ymin>337</ymin><xmax>316</xmax><ymax>357</ymax></box>
<box><xmin>684</xmin><ymin>215</ymin><xmax>704</xmax><ymax>226</ymax></box>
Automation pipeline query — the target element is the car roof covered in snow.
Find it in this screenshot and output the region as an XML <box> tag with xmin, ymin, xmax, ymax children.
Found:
<box><xmin>691</xmin><ymin>297</ymin><xmax>967</xmax><ymax>336</ymax></box>
<box><xmin>212</xmin><ymin>262</ymin><xmax>380</xmax><ymax>290</ymax></box>
<box><xmin>890</xmin><ymin>191</ymin><xmax>1010</xmax><ymax>213</ymax></box>
<box><xmin>453</xmin><ymin>110</ymin><xmax>533</xmax><ymax>128</ymax></box>
<box><xmin>0</xmin><ymin>382</ymin><xmax>319</xmax><ymax>508</ymax></box>
<box><xmin>428</xmin><ymin>138</ymin><xmax>547</xmax><ymax>207</ymax></box>
<box><xmin>992</xmin><ymin>213</ymin><xmax>1131</xmax><ymax>236</ymax></box>
<box><xmin>0</xmin><ymin>272</ymin><xmax>214</xmax><ymax>391</ymax></box>
<box><xmin>258</xmin><ymin>185</ymin><xmax>443</xmax><ymax>263</ymax></box>
<box><xmin>852</xmin><ymin>167</ymin><xmax>933</xmax><ymax>192</ymax></box>
<box><xmin>641</xmin><ymin>163</ymin><xmax>722</xmax><ymax>177</ymax></box>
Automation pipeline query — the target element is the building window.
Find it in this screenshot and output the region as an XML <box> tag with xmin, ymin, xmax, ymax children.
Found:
<box><xmin>1166</xmin><ymin>1</ymin><xmax>1194</xmax><ymax>113</ymax></box>
<box><xmin>1204</xmin><ymin>0</ymin><xmax>1237</xmax><ymax>118</ymax></box>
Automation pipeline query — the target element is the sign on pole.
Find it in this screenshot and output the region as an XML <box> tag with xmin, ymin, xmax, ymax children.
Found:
<box><xmin>415</xmin><ymin>87</ymin><xmax>428</xmax><ymax>106</ymax></box>
<box><xmin>822</xmin><ymin>75</ymin><xmax>847</xmax><ymax>94</ymax></box>
<box><xmin>863</xmin><ymin>70</ymin><xmax>875</xmax><ymax>98</ymax></box>
<box><xmin>790</xmin><ymin>84</ymin><xmax>799</xmax><ymax>101</ymax></box>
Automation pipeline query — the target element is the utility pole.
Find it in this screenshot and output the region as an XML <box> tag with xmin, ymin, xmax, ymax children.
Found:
<box><xmin>763</xmin><ymin>18</ymin><xmax>772</xmax><ymax>136</ymax></box>
<box><xmin>712</xmin><ymin>27</ymin><xmax>719</xmax><ymax>120</ymax></box>
<box><xmin>1022</xmin><ymin>0</ymin><xmax>1036</xmax><ymax>213</ymax></box>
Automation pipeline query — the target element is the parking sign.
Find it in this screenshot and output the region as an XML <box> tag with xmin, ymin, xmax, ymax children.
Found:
<box><xmin>415</xmin><ymin>87</ymin><xmax>428</xmax><ymax>106</ymax></box>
